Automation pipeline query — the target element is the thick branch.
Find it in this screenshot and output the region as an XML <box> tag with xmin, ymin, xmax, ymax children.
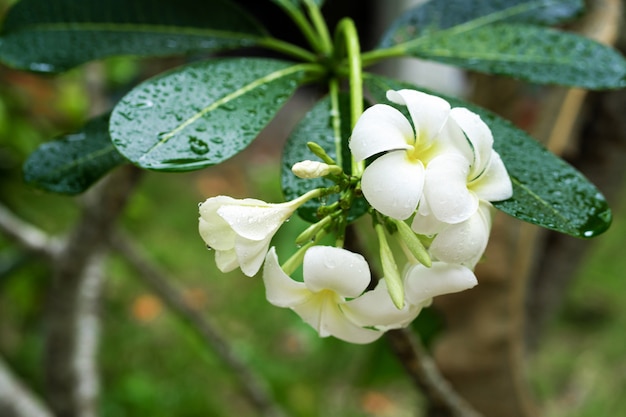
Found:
<box><xmin>0</xmin><ymin>356</ymin><xmax>53</xmax><ymax>417</ymax></box>
<box><xmin>385</xmin><ymin>329</ymin><xmax>484</xmax><ymax>417</ymax></box>
<box><xmin>44</xmin><ymin>165</ymin><xmax>141</xmax><ymax>417</ymax></box>
<box><xmin>110</xmin><ymin>232</ymin><xmax>289</xmax><ymax>417</ymax></box>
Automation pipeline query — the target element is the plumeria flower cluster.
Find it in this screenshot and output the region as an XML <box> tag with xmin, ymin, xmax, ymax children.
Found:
<box><xmin>198</xmin><ymin>89</ymin><xmax>513</xmax><ymax>344</ymax></box>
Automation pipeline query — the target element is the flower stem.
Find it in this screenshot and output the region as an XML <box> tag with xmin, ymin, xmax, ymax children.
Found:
<box><xmin>258</xmin><ymin>37</ymin><xmax>318</xmax><ymax>62</ymax></box>
<box><xmin>360</xmin><ymin>45</ymin><xmax>408</xmax><ymax>67</ymax></box>
<box><xmin>282</xmin><ymin>230</ymin><xmax>327</xmax><ymax>276</ymax></box>
<box><xmin>303</xmin><ymin>0</ymin><xmax>332</xmax><ymax>56</ymax></box>
<box><xmin>271</xmin><ymin>0</ymin><xmax>324</xmax><ymax>55</ymax></box>
<box><xmin>334</xmin><ymin>17</ymin><xmax>365</xmax><ymax>178</ymax></box>
<box><xmin>328</xmin><ymin>77</ymin><xmax>343</xmax><ymax>169</ymax></box>
<box><xmin>292</xmin><ymin>187</ymin><xmax>325</xmax><ymax>207</ymax></box>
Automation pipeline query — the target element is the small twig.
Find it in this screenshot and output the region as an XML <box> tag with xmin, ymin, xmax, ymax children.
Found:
<box><xmin>0</xmin><ymin>355</ymin><xmax>53</xmax><ymax>417</ymax></box>
<box><xmin>385</xmin><ymin>329</ymin><xmax>483</xmax><ymax>417</ymax></box>
<box><xmin>0</xmin><ymin>204</ymin><xmax>62</xmax><ymax>259</ymax></box>
<box><xmin>110</xmin><ymin>232</ymin><xmax>290</xmax><ymax>417</ymax></box>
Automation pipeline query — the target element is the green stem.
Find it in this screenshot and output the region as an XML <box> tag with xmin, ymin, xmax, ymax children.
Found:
<box><xmin>282</xmin><ymin>230</ymin><xmax>328</xmax><ymax>275</ymax></box>
<box><xmin>272</xmin><ymin>0</ymin><xmax>324</xmax><ymax>55</ymax></box>
<box><xmin>334</xmin><ymin>18</ymin><xmax>364</xmax><ymax>177</ymax></box>
<box><xmin>258</xmin><ymin>37</ymin><xmax>318</xmax><ymax>62</ymax></box>
<box><xmin>360</xmin><ymin>45</ymin><xmax>407</xmax><ymax>67</ymax></box>
<box><xmin>328</xmin><ymin>77</ymin><xmax>343</xmax><ymax>169</ymax></box>
<box><xmin>303</xmin><ymin>0</ymin><xmax>332</xmax><ymax>55</ymax></box>
<box><xmin>291</xmin><ymin>187</ymin><xmax>325</xmax><ymax>207</ymax></box>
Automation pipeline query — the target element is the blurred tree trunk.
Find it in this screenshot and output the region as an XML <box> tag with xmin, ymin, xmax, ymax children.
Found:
<box><xmin>428</xmin><ymin>1</ymin><xmax>625</xmax><ymax>416</ymax></box>
<box><xmin>44</xmin><ymin>165</ymin><xmax>141</xmax><ymax>417</ymax></box>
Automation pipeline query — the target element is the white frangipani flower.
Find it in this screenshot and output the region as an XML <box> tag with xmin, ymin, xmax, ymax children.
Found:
<box><xmin>263</xmin><ymin>246</ymin><xmax>384</xmax><ymax>344</ymax></box>
<box><xmin>412</xmin><ymin>201</ymin><xmax>494</xmax><ymax>269</ymax></box>
<box><xmin>349</xmin><ymin>89</ymin><xmax>470</xmax><ymax>220</ymax></box>
<box><xmin>199</xmin><ymin>193</ymin><xmax>313</xmax><ymax>277</ymax></box>
<box><xmin>345</xmin><ymin>261</ymin><xmax>478</xmax><ymax>331</ymax></box>
<box><xmin>403</xmin><ymin>261</ymin><xmax>478</xmax><ymax>306</ymax></box>
<box><xmin>343</xmin><ymin>279</ymin><xmax>422</xmax><ymax>331</ymax></box>
<box><xmin>421</xmin><ymin>107</ymin><xmax>513</xmax><ymax>224</ymax></box>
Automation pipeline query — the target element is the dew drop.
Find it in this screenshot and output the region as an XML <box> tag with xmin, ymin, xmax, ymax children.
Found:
<box><xmin>189</xmin><ymin>136</ymin><xmax>209</xmax><ymax>155</ymax></box>
<box><xmin>210</xmin><ymin>137</ymin><xmax>224</xmax><ymax>144</ymax></box>
<box><xmin>134</xmin><ymin>99</ymin><xmax>154</xmax><ymax>109</ymax></box>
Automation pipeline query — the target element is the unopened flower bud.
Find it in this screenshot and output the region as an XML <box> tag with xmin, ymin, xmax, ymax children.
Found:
<box><xmin>292</xmin><ymin>160</ymin><xmax>341</xmax><ymax>179</ymax></box>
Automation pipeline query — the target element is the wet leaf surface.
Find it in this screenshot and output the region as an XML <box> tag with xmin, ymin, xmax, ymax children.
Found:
<box><xmin>378</xmin><ymin>0</ymin><xmax>626</xmax><ymax>89</ymax></box>
<box><xmin>23</xmin><ymin>114</ymin><xmax>127</xmax><ymax>194</ymax></box>
<box><xmin>0</xmin><ymin>0</ymin><xmax>266</xmax><ymax>72</ymax></box>
<box><xmin>110</xmin><ymin>58</ymin><xmax>316</xmax><ymax>172</ymax></box>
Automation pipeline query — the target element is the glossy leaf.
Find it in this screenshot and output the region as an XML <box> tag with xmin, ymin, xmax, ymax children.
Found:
<box><xmin>392</xmin><ymin>24</ymin><xmax>626</xmax><ymax>89</ymax></box>
<box><xmin>110</xmin><ymin>58</ymin><xmax>318</xmax><ymax>172</ymax></box>
<box><xmin>380</xmin><ymin>0</ymin><xmax>583</xmax><ymax>47</ymax></box>
<box><xmin>377</xmin><ymin>0</ymin><xmax>626</xmax><ymax>89</ymax></box>
<box><xmin>0</xmin><ymin>0</ymin><xmax>267</xmax><ymax>72</ymax></box>
<box><xmin>23</xmin><ymin>114</ymin><xmax>127</xmax><ymax>194</ymax></box>
<box><xmin>282</xmin><ymin>94</ymin><xmax>368</xmax><ymax>223</ymax></box>
<box><xmin>364</xmin><ymin>74</ymin><xmax>611</xmax><ymax>238</ymax></box>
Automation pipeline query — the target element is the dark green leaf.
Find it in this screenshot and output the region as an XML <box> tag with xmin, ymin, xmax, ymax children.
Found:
<box><xmin>110</xmin><ymin>58</ymin><xmax>319</xmax><ymax>172</ymax></box>
<box><xmin>0</xmin><ymin>0</ymin><xmax>267</xmax><ymax>72</ymax></box>
<box><xmin>23</xmin><ymin>114</ymin><xmax>127</xmax><ymax>194</ymax></box>
<box><xmin>380</xmin><ymin>0</ymin><xmax>583</xmax><ymax>47</ymax></box>
<box><xmin>397</xmin><ymin>24</ymin><xmax>626</xmax><ymax>89</ymax></box>
<box><xmin>282</xmin><ymin>94</ymin><xmax>368</xmax><ymax>223</ymax></box>
<box><xmin>364</xmin><ymin>74</ymin><xmax>611</xmax><ymax>238</ymax></box>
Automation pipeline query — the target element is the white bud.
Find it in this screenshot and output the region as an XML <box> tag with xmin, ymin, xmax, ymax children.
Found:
<box><xmin>292</xmin><ymin>160</ymin><xmax>334</xmax><ymax>179</ymax></box>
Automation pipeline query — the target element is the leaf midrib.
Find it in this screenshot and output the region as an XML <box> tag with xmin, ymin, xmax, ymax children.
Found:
<box><xmin>396</xmin><ymin>0</ymin><xmax>571</xmax><ymax>51</ymax></box>
<box><xmin>143</xmin><ymin>62</ymin><xmax>322</xmax><ymax>156</ymax></box>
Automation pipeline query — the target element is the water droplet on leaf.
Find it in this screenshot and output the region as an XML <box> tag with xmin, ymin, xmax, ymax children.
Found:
<box><xmin>189</xmin><ymin>136</ymin><xmax>209</xmax><ymax>155</ymax></box>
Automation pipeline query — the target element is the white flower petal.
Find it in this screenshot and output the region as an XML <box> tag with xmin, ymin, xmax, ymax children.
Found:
<box><xmin>450</xmin><ymin>107</ymin><xmax>493</xmax><ymax>175</ymax></box>
<box><xmin>433</xmin><ymin>116</ymin><xmax>474</xmax><ymax>164</ymax></box>
<box><xmin>214</xmin><ymin>248</ymin><xmax>239</xmax><ymax>273</ymax></box>
<box><xmin>198</xmin><ymin>197</ymin><xmax>237</xmax><ymax>250</ymax></box>
<box><xmin>470</xmin><ymin>151</ymin><xmax>513</xmax><ymax>202</ymax></box>
<box><xmin>404</xmin><ymin>262</ymin><xmax>478</xmax><ymax>306</ymax></box>
<box><xmin>361</xmin><ymin>151</ymin><xmax>424</xmax><ymax>220</ymax></box>
<box><xmin>217</xmin><ymin>202</ymin><xmax>293</xmax><ymax>241</ymax></box>
<box><xmin>350</xmin><ymin>104</ymin><xmax>414</xmax><ymax>161</ymax></box>
<box><xmin>235</xmin><ymin>237</ymin><xmax>272</xmax><ymax>277</ymax></box>
<box><xmin>387</xmin><ymin>89</ymin><xmax>451</xmax><ymax>146</ymax></box>
<box><xmin>262</xmin><ymin>248</ymin><xmax>310</xmax><ymax>307</ymax></box>
<box><xmin>293</xmin><ymin>295</ymin><xmax>383</xmax><ymax>344</ymax></box>
<box><xmin>303</xmin><ymin>246</ymin><xmax>370</xmax><ymax>297</ymax></box>
<box><xmin>429</xmin><ymin>203</ymin><xmax>493</xmax><ymax>268</ymax></box>
<box><xmin>424</xmin><ymin>153</ymin><xmax>477</xmax><ymax>224</ymax></box>
<box><xmin>344</xmin><ymin>280</ymin><xmax>422</xmax><ymax>330</ymax></box>
<box><xmin>411</xmin><ymin>200</ymin><xmax>445</xmax><ymax>236</ymax></box>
